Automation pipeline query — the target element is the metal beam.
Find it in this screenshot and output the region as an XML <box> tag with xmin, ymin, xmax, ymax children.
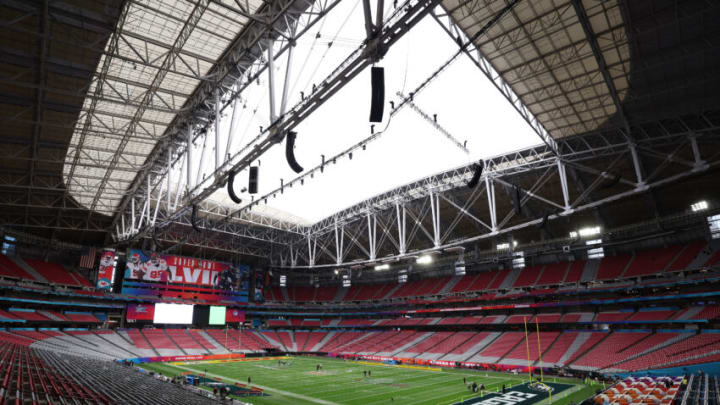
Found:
<box><xmin>118</xmin><ymin>0</ymin><xmax>448</xmax><ymax>244</ymax></box>
<box><xmin>111</xmin><ymin>0</ymin><xmax>344</xmax><ymax>242</ymax></box>
<box><xmin>87</xmin><ymin>0</ymin><xmax>210</xmax><ymax>212</ymax></box>
<box><xmin>431</xmin><ymin>6</ymin><xmax>557</xmax><ymax>153</ymax></box>
<box><xmin>275</xmin><ymin>127</ymin><xmax>718</xmax><ymax>268</ymax></box>
<box><xmin>63</xmin><ymin>1</ymin><xmax>128</xmax><ymax>194</ymax></box>
<box><xmin>400</xmin><ymin>92</ymin><xmax>468</xmax><ymax>154</ymax></box>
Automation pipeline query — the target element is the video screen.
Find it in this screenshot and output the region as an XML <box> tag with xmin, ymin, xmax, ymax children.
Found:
<box><xmin>124</xmin><ymin>249</ymin><xmax>249</xmax><ymax>291</ymax></box>
<box><xmin>209</xmin><ymin>306</ymin><xmax>226</xmax><ymax>325</ymax></box>
<box><xmin>153</xmin><ymin>303</ymin><xmax>194</xmax><ymax>324</ymax></box>
<box><xmin>192</xmin><ymin>306</ymin><xmax>209</xmax><ymax>325</ymax></box>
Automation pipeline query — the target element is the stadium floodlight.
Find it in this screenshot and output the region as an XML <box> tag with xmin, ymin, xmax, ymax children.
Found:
<box><xmin>571</xmin><ymin>226</ymin><xmax>601</xmax><ymax>238</ymax></box>
<box><xmin>416</xmin><ymin>255</ymin><xmax>433</xmax><ymax>265</ymax></box>
<box><xmin>333</xmin><ymin>269</ymin><xmax>339</xmax><ymax>275</ymax></box>
<box><xmin>496</xmin><ymin>241</ymin><xmax>517</xmax><ymax>250</ymax></box>
<box><xmin>692</xmin><ymin>200</ymin><xmax>709</xmax><ymax>212</ymax></box>
<box><xmin>579</xmin><ymin>226</ymin><xmax>601</xmax><ymax>237</ymax></box>
<box><xmin>374</xmin><ymin>264</ymin><xmax>390</xmax><ymax>271</ymax></box>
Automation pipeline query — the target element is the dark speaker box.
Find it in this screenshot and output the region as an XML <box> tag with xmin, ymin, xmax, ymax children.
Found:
<box><xmin>249</xmin><ymin>166</ymin><xmax>259</xmax><ymax>194</ymax></box>
<box><xmin>369</xmin><ymin>66</ymin><xmax>385</xmax><ymax>123</ymax></box>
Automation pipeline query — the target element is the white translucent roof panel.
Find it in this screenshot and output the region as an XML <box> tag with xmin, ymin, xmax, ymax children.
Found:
<box><xmin>64</xmin><ymin>0</ymin><xmax>263</xmax><ymax>214</ymax></box>
<box><xmin>441</xmin><ymin>0</ymin><xmax>630</xmax><ymax>138</ymax></box>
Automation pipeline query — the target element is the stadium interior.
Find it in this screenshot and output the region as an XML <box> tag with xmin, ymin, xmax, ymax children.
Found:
<box><xmin>1</xmin><ymin>0</ymin><xmax>719</xmax><ymax>404</ymax></box>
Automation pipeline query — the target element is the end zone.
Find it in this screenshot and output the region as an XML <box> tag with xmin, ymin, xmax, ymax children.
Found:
<box><xmin>453</xmin><ymin>382</ymin><xmax>574</xmax><ymax>405</ymax></box>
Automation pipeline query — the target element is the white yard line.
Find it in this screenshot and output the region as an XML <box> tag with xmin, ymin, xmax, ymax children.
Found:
<box><xmin>171</xmin><ymin>357</ymin><xmax>569</xmax><ymax>405</ymax></box>
<box><xmin>172</xmin><ymin>363</ymin><xmax>340</xmax><ymax>405</ymax></box>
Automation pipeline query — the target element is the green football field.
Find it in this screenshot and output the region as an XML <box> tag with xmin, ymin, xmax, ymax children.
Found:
<box><xmin>141</xmin><ymin>356</ymin><xmax>601</xmax><ymax>405</ymax></box>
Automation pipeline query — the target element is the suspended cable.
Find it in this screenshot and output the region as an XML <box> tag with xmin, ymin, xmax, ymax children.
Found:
<box><xmin>286</xmin><ymin>1</ymin><xmax>334</xmax><ymax>99</ymax></box>
<box><xmin>297</xmin><ymin>0</ymin><xmax>362</xmax><ymax>97</ymax></box>
<box><xmin>393</xmin><ymin>0</ymin><xmax>521</xmax><ymax>113</ymax></box>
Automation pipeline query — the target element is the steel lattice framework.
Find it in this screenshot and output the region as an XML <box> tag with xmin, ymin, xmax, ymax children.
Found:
<box><xmin>112</xmin><ymin>0</ymin><xmax>453</xmax><ymax>245</ymax></box>
<box><xmin>108</xmin><ymin>0</ymin><xmax>344</xmax><ymax>232</ymax></box>
<box><xmin>112</xmin><ymin>112</ymin><xmax>718</xmax><ymax>266</ymax></box>
<box><xmin>95</xmin><ymin>0</ymin><xmax>720</xmax><ymax>262</ymax></box>
<box><xmin>0</xmin><ymin>0</ymin><xmax>718</xmax><ymax>262</ymax></box>
<box><xmin>273</xmin><ymin>119</ymin><xmax>719</xmax><ymax>268</ymax></box>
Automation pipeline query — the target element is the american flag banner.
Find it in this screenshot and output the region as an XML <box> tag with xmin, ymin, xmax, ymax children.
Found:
<box><xmin>79</xmin><ymin>247</ymin><xmax>97</xmax><ymax>269</ymax></box>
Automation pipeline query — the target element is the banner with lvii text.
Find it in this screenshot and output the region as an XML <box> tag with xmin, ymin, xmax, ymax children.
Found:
<box><xmin>124</xmin><ymin>249</ymin><xmax>248</xmax><ymax>290</ymax></box>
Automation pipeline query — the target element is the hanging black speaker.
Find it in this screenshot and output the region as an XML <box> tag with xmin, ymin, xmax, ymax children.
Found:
<box><xmin>537</xmin><ymin>213</ymin><xmax>549</xmax><ymax>229</ymax></box>
<box><xmin>191</xmin><ymin>205</ymin><xmax>201</xmax><ymax>233</ymax></box>
<box><xmin>369</xmin><ymin>66</ymin><xmax>385</xmax><ymax>123</ymax></box>
<box><xmin>602</xmin><ymin>172</ymin><xmax>622</xmax><ymax>189</ymax></box>
<box><xmin>248</xmin><ymin>166</ymin><xmax>259</xmax><ymax>194</ymax></box>
<box><xmin>512</xmin><ymin>186</ymin><xmax>523</xmax><ymax>216</ymax></box>
<box><xmin>466</xmin><ymin>162</ymin><xmax>484</xmax><ymax>188</ymax></box>
<box><xmin>227</xmin><ymin>170</ymin><xmax>242</xmax><ymax>204</ymax></box>
<box><xmin>285</xmin><ymin>131</ymin><xmax>303</xmax><ymax>173</ymax></box>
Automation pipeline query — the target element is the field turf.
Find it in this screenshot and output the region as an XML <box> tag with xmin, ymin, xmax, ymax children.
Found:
<box><xmin>141</xmin><ymin>356</ymin><xmax>599</xmax><ymax>405</ymax></box>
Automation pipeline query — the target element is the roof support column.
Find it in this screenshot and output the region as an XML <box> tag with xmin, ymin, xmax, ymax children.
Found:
<box><xmin>362</xmin><ymin>0</ymin><xmax>374</xmax><ymax>39</ymax></box>
<box><xmin>367</xmin><ymin>213</ymin><xmax>377</xmax><ymax>260</ymax></box>
<box><xmin>307</xmin><ymin>234</ymin><xmax>316</xmax><ymax>267</ymax></box>
<box><xmin>630</xmin><ymin>143</ymin><xmax>645</xmax><ymax>188</ymax></box>
<box><xmin>396</xmin><ymin>202</ymin><xmax>406</xmax><ymax>255</ymax></box>
<box><xmin>267</xmin><ymin>39</ymin><xmax>277</xmax><ymax>123</ymax></box>
<box><xmin>690</xmin><ymin>134</ymin><xmax>707</xmax><ymax>170</ymax></box>
<box><xmin>174</xmin><ymin>154</ymin><xmax>185</xmax><ymax>210</ymax></box>
<box><xmin>141</xmin><ymin>175</ymin><xmax>151</xmax><ymax>227</ymax></box>
<box><xmin>334</xmin><ymin>221</ymin><xmax>344</xmax><ymax>265</ymax></box>
<box><xmin>290</xmin><ymin>244</ymin><xmax>298</xmax><ymax>268</ymax></box>
<box><xmin>215</xmin><ymin>88</ymin><xmax>221</xmax><ymax>171</ymax></box>
<box><xmin>194</xmin><ymin>130</ymin><xmax>208</xmax><ymax>186</ymax></box>
<box><xmin>485</xmin><ymin>176</ymin><xmax>497</xmax><ymax>233</ymax></box>
<box><xmin>138</xmin><ymin>198</ymin><xmax>148</xmax><ymax>230</ymax></box>
<box><xmin>430</xmin><ymin>192</ymin><xmax>441</xmax><ymax>247</ymax></box>
<box><xmin>166</xmin><ymin>147</ymin><xmax>172</xmax><ymax>212</ymax></box>
<box><xmin>152</xmin><ymin>175</ymin><xmax>163</xmax><ymax>226</ymax></box>
<box><xmin>186</xmin><ymin>126</ymin><xmax>193</xmax><ymax>194</ymax></box>
<box><xmin>280</xmin><ymin>36</ymin><xmax>295</xmax><ymax>116</ymax></box>
<box><xmin>131</xmin><ymin>198</ymin><xmax>136</xmax><ymax>233</ymax></box>
<box><xmin>225</xmin><ymin>97</ymin><xmax>240</xmax><ymax>161</ymax></box>
<box><xmin>557</xmin><ymin>159</ymin><xmax>571</xmax><ymax>213</ymax></box>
